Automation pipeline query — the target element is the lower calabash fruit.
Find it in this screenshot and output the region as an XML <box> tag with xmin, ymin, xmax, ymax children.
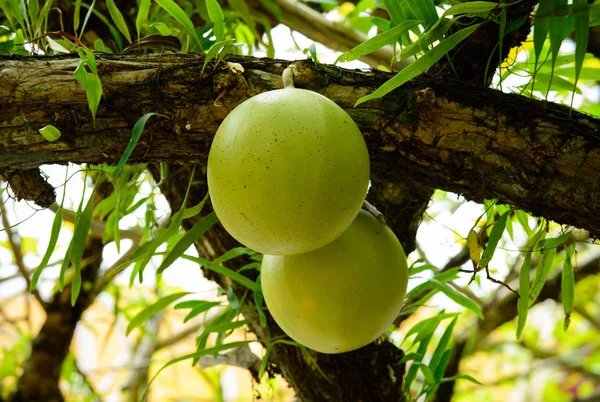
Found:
<box><xmin>207</xmin><ymin>88</ymin><xmax>370</xmax><ymax>256</ymax></box>
<box><xmin>260</xmin><ymin>210</ymin><xmax>409</xmax><ymax>354</ymax></box>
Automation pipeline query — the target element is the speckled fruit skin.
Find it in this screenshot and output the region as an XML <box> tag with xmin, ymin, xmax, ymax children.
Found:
<box><xmin>260</xmin><ymin>210</ymin><xmax>409</xmax><ymax>354</ymax></box>
<box><xmin>207</xmin><ymin>88</ymin><xmax>370</xmax><ymax>255</ymax></box>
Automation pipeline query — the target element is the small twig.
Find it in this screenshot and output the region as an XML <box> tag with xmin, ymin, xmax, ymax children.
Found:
<box><xmin>74</xmin><ymin>361</ymin><xmax>103</xmax><ymax>401</ymax></box>
<box><xmin>459</xmin><ymin>266</ymin><xmax>519</xmax><ymax>297</ymax></box>
<box><xmin>0</xmin><ymin>197</ymin><xmax>46</xmax><ymax>310</ymax></box>
<box><xmin>362</xmin><ymin>200</ymin><xmax>386</xmax><ymax>224</ymax></box>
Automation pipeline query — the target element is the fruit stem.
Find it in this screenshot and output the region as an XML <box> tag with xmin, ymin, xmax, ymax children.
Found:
<box><xmin>363</xmin><ymin>200</ymin><xmax>387</xmax><ymax>224</ymax></box>
<box><xmin>282</xmin><ymin>66</ymin><xmax>295</xmax><ymax>89</ymax></box>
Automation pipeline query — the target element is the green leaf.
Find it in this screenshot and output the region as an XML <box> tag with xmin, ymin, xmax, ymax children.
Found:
<box><xmin>516</xmin><ymin>251</ymin><xmax>531</xmax><ymax>339</ymax></box>
<box><xmin>157</xmin><ymin>211</ymin><xmax>218</xmax><ymax>274</ymax></box>
<box><xmin>355</xmin><ymin>24</ymin><xmax>480</xmax><ymax>106</ymax></box>
<box><xmin>430</xmin><ymin>280</ymin><xmax>483</xmax><ymax>319</ymax></box>
<box><xmin>39</xmin><ymin>124</ymin><xmax>61</xmax><ymax>142</ymax></box>
<box><xmin>573</xmin><ymin>0</ymin><xmax>590</xmax><ymax>92</ymax></box>
<box><xmin>516</xmin><ymin>225</ymin><xmax>546</xmax><ymax>338</ymax></box>
<box><xmin>337</xmin><ymin>20</ymin><xmax>423</xmax><ymax>63</ymax></box>
<box><xmin>562</xmin><ymin>244</ymin><xmax>575</xmax><ymax>331</ymax></box>
<box><xmin>206</xmin><ymin>0</ymin><xmax>225</xmax><ymax>41</ymax></box>
<box><xmin>131</xmin><ymin>168</ymin><xmax>196</xmax><ymax>284</ymax></box>
<box><xmin>533</xmin><ymin>0</ymin><xmax>553</xmax><ymax>93</ymax></box>
<box><xmin>408</xmin><ymin>0</ymin><xmax>437</xmax><ymax>26</ymax></box>
<box><xmin>155</xmin><ymin>0</ymin><xmax>202</xmax><ymax>50</ymax></box>
<box><xmin>106</xmin><ymin>0</ymin><xmax>132</xmax><ymax>43</ymax></box>
<box><xmin>442</xmin><ymin>1</ymin><xmax>498</xmax><ymax>17</ymax></box>
<box><xmin>405</xmin><ymin>312</ymin><xmax>459</xmax><ymax>342</ymax></box>
<box><xmin>180</xmin><ymin>254</ymin><xmax>261</xmax><ymax>292</ymax></box>
<box><xmin>440</xmin><ymin>374</ymin><xmax>482</xmax><ymax>385</ymax></box>
<box><xmin>179</xmin><ymin>300</ymin><xmax>221</xmax><ymax>323</ymax></box>
<box><xmin>254</xmin><ymin>286</ymin><xmax>267</xmax><ymax>327</ymax></box>
<box><xmin>69</xmin><ymin>192</ymin><xmax>94</xmax><ymax>306</ymax></box>
<box><xmin>58</xmin><ymin>241</ymin><xmax>72</xmax><ymax>291</ymax></box>
<box><xmin>28</xmin><ymin>0</ymin><xmax>39</xmax><ymax>28</ymax></box>
<box><xmin>136</xmin><ymin>0</ymin><xmax>150</xmax><ymax>40</ymax></box>
<box><xmin>383</xmin><ymin>0</ymin><xmax>406</xmax><ymax>26</ymax></box>
<box><xmin>181</xmin><ymin>192</ymin><xmax>210</xmax><ymax>219</ymax></box>
<box><xmin>404</xmin><ymin>331</ymin><xmax>434</xmax><ymax>393</ymax></box>
<box><xmin>30</xmin><ymin>207</ymin><xmax>63</xmax><ymax>292</ymax></box>
<box><xmin>202</xmin><ymin>319</ymin><xmax>250</xmax><ymax>335</ymax></box>
<box><xmin>211</xmin><ymin>247</ymin><xmax>255</xmax><ymax>266</ymax></box>
<box><xmin>73</xmin><ymin>0</ymin><xmax>81</xmax><ymax>33</ymax></box>
<box><xmin>114</xmin><ymin>112</ymin><xmax>165</xmax><ymax>179</ymax></box>
<box><xmin>258</xmin><ymin>342</ymin><xmax>274</xmax><ymax>378</ymax></box>
<box><xmin>479</xmin><ymin>211</ymin><xmax>509</xmax><ymax>268</ymax></box>
<box><xmin>79</xmin><ymin>0</ymin><xmax>96</xmax><ymax>39</ymax></box>
<box><xmin>150</xmin><ymin>22</ymin><xmax>171</xmax><ymax>35</ymax></box>
<box><xmin>420</xmin><ymin>364</ymin><xmax>436</xmax><ymax>384</ymax></box>
<box><xmin>127</xmin><ymin>292</ymin><xmax>190</xmax><ymax>334</ymax></box>
<box><xmin>429</xmin><ymin>317</ymin><xmax>457</xmax><ymax>377</ymax></box>
<box><xmin>202</xmin><ymin>39</ymin><xmax>236</xmax><ymax>74</ymax></box>
<box><xmin>529</xmin><ymin>247</ymin><xmax>557</xmax><ymax>306</ymax></box>
<box><xmin>84</xmin><ymin>73</ymin><xmax>102</xmax><ymax>122</ymax></box>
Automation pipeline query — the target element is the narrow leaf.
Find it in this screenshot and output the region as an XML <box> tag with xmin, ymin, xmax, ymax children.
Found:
<box><xmin>30</xmin><ymin>207</ymin><xmax>62</xmax><ymax>292</ymax></box>
<box><xmin>572</xmin><ymin>0</ymin><xmax>590</xmax><ymax>92</ymax></box>
<box><xmin>181</xmin><ymin>254</ymin><xmax>260</xmax><ymax>292</ymax></box>
<box><xmin>127</xmin><ymin>292</ymin><xmax>190</xmax><ymax>334</ymax></box>
<box><xmin>355</xmin><ymin>24</ymin><xmax>480</xmax><ymax>106</ymax></box>
<box><xmin>516</xmin><ymin>252</ymin><xmax>531</xmax><ymax>339</ymax></box>
<box><xmin>562</xmin><ymin>244</ymin><xmax>575</xmax><ymax>330</ymax></box>
<box><xmin>70</xmin><ymin>192</ymin><xmax>95</xmax><ymax>305</ymax></box>
<box><xmin>157</xmin><ymin>211</ymin><xmax>219</xmax><ymax>274</ymax></box>
<box><xmin>106</xmin><ymin>0</ymin><xmax>132</xmax><ymax>43</ymax></box>
<box><xmin>430</xmin><ymin>280</ymin><xmax>483</xmax><ymax>319</ymax></box>
<box><xmin>114</xmin><ymin>112</ymin><xmax>164</xmax><ymax>179</ymax></box>
<box><xmin>337</xmin><ymin>20</ymin><xmax>423</xmax><ymax>63</ymax></box>
<box><xmin>183</xmin><ymin>301</ymin><xmax>221</xmax><ymax>322</ymax></box>
<box><xmin>442</xmin><ymin>1</ymin><xmax>498</xmax><ymax>17</ymax></box>
<box><xmin>429</xmin><ymin>317</ymin><xmax>457</xmax><ymax>376</ymax></box>
<box><xmin>206</xmin><ymin>0</ymin><xmax>225</xmax><ymax>41</ymax></box>
<box><xmin>155</xmin><ymin>0</ymin><xmax>202</xmax><ymax>49</ymax></box>
<box><xmin>479</xmin><ymin>211</ymin><xmax>509</xmax><ymax>268</ymax></box>
<box><xmin>136</xmin><ymin>0</ymin><xmax>151</xmax><ymax>41</ymax></box>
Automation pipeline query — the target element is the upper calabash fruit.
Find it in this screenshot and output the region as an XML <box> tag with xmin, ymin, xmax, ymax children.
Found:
<box><xmin>260</xmin><ymin>210</ymin><xmax>409</xmax><ymax>354</ymax></box>
<box><xmin>207</xmin><ymin>88</ymin><xmax>370</xmax><ymax>255</ymax></box>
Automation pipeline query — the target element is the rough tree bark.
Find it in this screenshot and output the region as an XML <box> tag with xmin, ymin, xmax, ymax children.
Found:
<box><xmin>1</xmin><ymin>54</ymin><xmax>599</xmax><ymax>237</ymax></box>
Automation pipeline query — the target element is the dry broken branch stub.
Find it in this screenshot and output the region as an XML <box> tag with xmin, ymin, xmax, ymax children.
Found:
<box><xmin>1</xmin><ymin>54</ymin><xmax>599</xmax><ymax>237</ymax></box>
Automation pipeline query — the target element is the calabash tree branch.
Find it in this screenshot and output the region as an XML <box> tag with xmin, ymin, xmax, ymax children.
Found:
<box><xmin>262</xmin><ymin>0</ymin><xmax>396</xmax><ymax>68</ymax></box>
<box><xmin>1</xmin><ymin>54</ymin><xmax>599</xmax><ymax>237</ymax></box>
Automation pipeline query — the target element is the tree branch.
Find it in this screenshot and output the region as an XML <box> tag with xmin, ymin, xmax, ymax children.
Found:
<box><xmin>265</xmin><ymin>0</ymin><xmax>397</xmax><ymax>68</ymax></box>
<box><xmin>1</xmin><ymin>54</ymin><xmax>599</xmax><ymax>238</ymax></box>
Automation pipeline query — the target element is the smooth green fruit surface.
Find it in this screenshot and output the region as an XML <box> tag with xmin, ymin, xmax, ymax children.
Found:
<box><xmin>207</xmin><ymin>88</ymin><xmax>370</xmax><ymax>255</ymax></box>
<box><xmin>261</xmin><ymin>210</ymin><xmax>408</xmax><ymax>354</ymax></box>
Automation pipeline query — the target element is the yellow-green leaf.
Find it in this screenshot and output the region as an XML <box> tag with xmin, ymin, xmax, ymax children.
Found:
<box><xmin>39</xmin><ymin>124</ymin><xmax>61</xmax><ymax>142</ymax></box>
<box><xmin>355</xmin><ymin>24</ymin><xmax>480</xmax><ymax>106</ymax></box>
<box><xmin>106</xmin><ymin>0</ymin><xmax>132</xmax><ymax>43</ymax></box>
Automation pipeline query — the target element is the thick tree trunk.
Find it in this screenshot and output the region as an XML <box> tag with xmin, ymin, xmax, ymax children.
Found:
<box><xmin>1</xmin><ymin>54</ymin><xmax>599</xmax><ymax>238</ymax></box>
<box><xmin>9</xmin><ymin>237</ymin><xmax>103</xmax><ymax>402</ymax></box>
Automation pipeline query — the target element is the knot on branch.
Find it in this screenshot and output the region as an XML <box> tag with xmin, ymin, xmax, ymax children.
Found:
<box><xmin>284</xmin><ymin>60</ymin><xmax>330</xmax><ymax>90</ymax></box>
<box><xmin>1</xmin><ymin>168</ymin><xmax>56</xmax><ymax>208</ymax></box>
